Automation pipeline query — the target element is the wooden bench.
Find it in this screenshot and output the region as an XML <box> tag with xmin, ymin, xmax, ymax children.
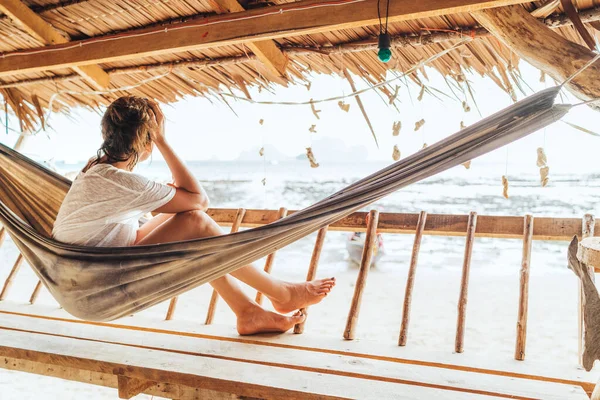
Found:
<box><xmin>0</xmin><ymin>303</ymin><xmax>593</xmax><ymax>400</ymax></box>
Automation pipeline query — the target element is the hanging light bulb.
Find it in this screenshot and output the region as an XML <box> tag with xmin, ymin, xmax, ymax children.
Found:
<box><xmin>378</xmin><ymin>32</ymin><xmax>392</xmax><ymax>63</ymax></box>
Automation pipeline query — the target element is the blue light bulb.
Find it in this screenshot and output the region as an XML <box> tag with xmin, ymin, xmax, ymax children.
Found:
<box><xmin>378</xmin><ymin>48</ymin><xmax>392</xmax><ymax>63</ymax></box>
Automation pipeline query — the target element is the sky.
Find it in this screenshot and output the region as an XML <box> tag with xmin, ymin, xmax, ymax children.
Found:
<box><xmin>1</xmin><ymin>60</ymin><xmax>600</xmax><ymax>174</ymax></box>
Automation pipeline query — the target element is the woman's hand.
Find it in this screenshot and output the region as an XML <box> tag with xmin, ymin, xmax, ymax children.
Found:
<box><xmin>147</xmin><ymin>99</ymin><xmax>166</xmax><ymax>144</ymax></box>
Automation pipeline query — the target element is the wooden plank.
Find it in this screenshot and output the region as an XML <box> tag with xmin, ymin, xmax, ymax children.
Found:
<box><xmin>205</xmin><ymin>208</ymin><xmax>246</xmax><ymax>325</ymax></box>
<box><xmin>399</xmin><ymin>211</ymin><xmax>427</xmax><ymax>346</ymax></box>
<box><xmin>0</xmin><ymin>253</ymin><xmax>24</xmax><ymax>300</ymax></box>
<box><xmin>0</xmin><ymin>313</ymin><xmax>589</xmax><ymax>399</ymax></box>
<box><xmin>210</xmin><ymin>0</ymin><xmax>288</xmax><ymax>78</ymax></box>
<box><xmin>344</xmin><ymin>209</ymin><xmax>379</xmax><ymax>340</ymax></box>
<box><xmin>0</xmin><ymin>0</ymin><xmax>531</xmax><ymax>78</ymax></box>
<box><xmin>455</xmin><ymin>212</ymin><xmax>477</xmax><ymax>353</ymax></box>
<box><xmin>0</xmin><ymin>303</ymin><xmax>596</xmax><ymax>395</ymax></box>
<box><xmin>0</xmin><ymin>0</ymin><xmax>109</xmax><ymax>89</ymax></box>
<box><xmin>515</xmin><ymin>214</ymin><xmax>534</xmax><ymax>361</ymax></box>
<box><xmin>579</xmin><ymin>214</ymin><xmax>596</xmax><ymax>366</ymax></box>
<box><xmin>255</xmin><ymin>207</ymin><xmax>288</xmax><ymax>305</ymax></box>
<box><xmin>204</xmin><ymin>209</ymin><xmax>592</xmax><ymax>241</ymax></box>
<box><xmin>117</xmin><ymin>375</ymin><xmax>157</xmax><ymax>399</ymax></box>
<box><xmin>0</xmin><ymin>328</ymin><xmax>515</xmax><ymax>400</ymax></box>
<box><xmin>294</xmin><ymin>226</ymin><xmax>328</xmax><ymax>334</ymax></box>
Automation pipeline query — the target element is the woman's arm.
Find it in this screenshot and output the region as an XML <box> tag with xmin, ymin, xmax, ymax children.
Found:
<box><xmin>148</xmin><ymin>101</ymin><xmax>210</xmax><ymax>213</ymax></box>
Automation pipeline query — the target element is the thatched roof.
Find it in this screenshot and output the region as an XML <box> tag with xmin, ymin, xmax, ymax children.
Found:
<box><xmin>0</xmin><ymin>0</ymin><xmax>598</xmax><ymax>131</ymax></box>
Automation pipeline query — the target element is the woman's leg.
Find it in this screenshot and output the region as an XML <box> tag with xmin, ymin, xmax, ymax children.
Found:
<box><xmin>135</xmin><ymin>211</ymin><xmax>322</xmax><ymax>335</ymax></box>
<box><xmin>137</xmin><ymin>211</ymin><xmax>335</xmax><ymax>313</ymax></box>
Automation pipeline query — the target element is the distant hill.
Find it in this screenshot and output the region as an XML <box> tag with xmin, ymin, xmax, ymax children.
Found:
<box><xmin>295</xmin><ymin>137</ymin><xmax>369</xmax><ymax>163</ymax></box>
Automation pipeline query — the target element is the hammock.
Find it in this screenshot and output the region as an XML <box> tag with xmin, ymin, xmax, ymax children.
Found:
<box><xmin>0</xmin><ymin>87</ymin><xmax>570</xmax><ymax>322</ymax></box>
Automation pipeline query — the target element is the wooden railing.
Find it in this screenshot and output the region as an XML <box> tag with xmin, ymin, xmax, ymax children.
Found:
<box><xmin>0</xmin><ymin>209</ymin><xmax>596</xmax><ymax>365</ymax></box>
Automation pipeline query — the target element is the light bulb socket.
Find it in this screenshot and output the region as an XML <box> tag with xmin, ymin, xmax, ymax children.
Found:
<box><xmin>378</xmin><ymin>32</ymin><xmax>391</xmax><ymax>51</ymax></box>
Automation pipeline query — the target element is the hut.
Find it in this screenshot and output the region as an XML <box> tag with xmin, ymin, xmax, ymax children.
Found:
<box><xmin>1</xmin><ymin>0</ymin><xmax>600</xmax><ymax>398</ymax></box>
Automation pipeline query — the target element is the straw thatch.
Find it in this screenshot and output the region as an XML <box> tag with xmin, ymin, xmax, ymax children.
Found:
<box><xmin>0</xmin><ymin>0</ymin><xmax>599</xmax><ymax>131</ymax></box>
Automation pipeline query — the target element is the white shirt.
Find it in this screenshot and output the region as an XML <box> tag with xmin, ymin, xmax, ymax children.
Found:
<box><xmin>52</xmin><ymin>164</ymin><xmax>175</xmax><ymax>247</ymax></box>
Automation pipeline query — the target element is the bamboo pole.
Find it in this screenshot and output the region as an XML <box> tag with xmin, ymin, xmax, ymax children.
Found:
<box><xmin>399</xmin><ymin>211</ymin><xmax>428</xmax><ymax>346</ymax></box>
<box><xmin>294</xmin><ymin>226</ymin><xmax>329</xmax><ymax>334</ymax></box>
<box><xmin>205</xmin><ymin>208</ymin><xmax>247</xmax><ymax>325</ymax></box>
<box><xmin>515</xmin><ymin>214</ymin><xmax>534</xmax><ymax>361</ymax></box>
<box><xmin>455</xmin><ymin>211</ymin><xmax>477</xmax><ymax>353</ymax></box>
<box><xmin>579</xmin><ymin>214</ymin><xmax>596</xmax><ymax>365</ymax></box>
<box><xmin>344</xmin><ymin>209</ymin><xmax>379</xmax><ymax>340</ymax></box>
<box><xmin>255</xmin><ymin>207</ymin><xmax>288</xmax><ymax>305</ymax></box>
<box><xmin>29</xmin><ymin>280</ymin><xmax>42</xmax><ymax>304</ymax></box>
<box><xmin>165</xmin><ymin>297</ymin><xmax>178</xmax><ymax>321</ymax></box>
<box><xmin>0</xmin><ymin>227</ymin><xmax>6</xmax><ymax>249</ymax></box>
<box><xmin>0</xmin><ymin>254</ymin><xmax>24</xmax><ymax>300</ymax></box>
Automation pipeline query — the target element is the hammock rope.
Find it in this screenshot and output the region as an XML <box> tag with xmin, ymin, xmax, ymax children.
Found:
<box><xmin>0</xmin><ymin>86</ymin><xmax>570</xmax><ymax>321</ymax></box>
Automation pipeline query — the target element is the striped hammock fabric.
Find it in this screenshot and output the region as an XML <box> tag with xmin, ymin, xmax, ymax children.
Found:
<box><xmin>0</xmin><ymin>87</ymin><xmax>570</xmax><ymax>321</ymax></box>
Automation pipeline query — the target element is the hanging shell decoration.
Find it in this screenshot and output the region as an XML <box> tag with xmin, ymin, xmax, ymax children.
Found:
<box><xmin>462</xmin><ymin>160</ymin><xmax>471</xmax><ymax>169</ymax></box>
<box><xmin>460</xmin><ymin>121</ymin><xmax>466</xmax><ymax>130</ymax></box>
<box><xmin>305</xmin><ymin>82</ymin><xmax>312</xmax><ymax>91</ymax></box>
<box><xmin>462</xmin><ymin>101</ymin><xmax>471</xmax><ymax>113</ymax></box>
<box><xmin>417</xmin><ymin>85</ymin><xmax>425</xmax><ymax>101</ymax></box>
<box><xmin>536</xmin><ymin>147</ymin><xmax>547</xmax><ymax>167</ymax></box>
<box><xmin>502</xmin><ymin>175</ymin><xmax>509</xmax><ymax>199</ymax></box>
<box><xmin>310</xmin><ymin>99</ymin><xmax>321</xmax><ymax>120</ymax></box>
<box><xmin>259</xmin><ymin>147</ymin><xmax>265</xmax><ymax>157</ymax></box>
<box><xmin>309</xmin><ymin>125</ymin><xmax>317</xmax><ymax>133</ymax></box>
<box><xmin>306</xmin><ymin>147</ymin><xmax>320</xmax><ymax>168</ymax></box>
<box><xmin>392</xmin><ymin>121</ymin><xmax>401</xmax><ymax>136</ymax></box>
<box><xmin>540</xmin><ymin>166</ymin><xmax>550</xmax><ymax>187</ymax></box>
<box><xmin>259</xmin><ymin>119</ymin><xmax>264</xmax><ymax>125</ymax></box>
<box><xmin>388</xmin><ymin>85</ymin><xmax>400</xmax><ymax>105</ymax></box>
<box><xmin>338</xmin><ymin>101</ymin><xmax>350</xmax><ymax>112</ymax></box>
<box><xmin>414</xmin><ymin>119</ymin><xmax>425</xmax><ymax>131</ymax></box>
<box><xmin>421</xmin><ymin>143</ymin><xmax>428</xmax><ymax>150</ymax></box>
<box><xmin>392</xmin><ymin>145</ymin><xmax>401</xmax><ymax>161</ymax></box>
<box><xmin>261</xmin><ymin>177</ymin><xmax>267</xmax><ymax>186</ymax></box>
<box><xmin>540</xmin><ymin>71</ymin><xmax>546</xmax><ymax>83</ymax></box>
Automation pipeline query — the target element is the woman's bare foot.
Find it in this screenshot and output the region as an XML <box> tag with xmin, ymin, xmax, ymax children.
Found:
<box><xmin>236</xmin><ymin>305</ymin><xmax>305</xmax><ymax>336</ymax></box>
<box><xmin>268</xmin><ymin>278</ymin><xmax>336</xmax><ymax>314</ymax></box>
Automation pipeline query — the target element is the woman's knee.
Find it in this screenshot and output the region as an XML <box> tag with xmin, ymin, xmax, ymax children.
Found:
<box><xmin>178</xmin><ymin>210</ymin><xmax>222</xmax><ymax>234</ymax></box>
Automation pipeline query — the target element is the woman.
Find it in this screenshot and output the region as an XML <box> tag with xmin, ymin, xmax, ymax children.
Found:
<box><xmin>52</xmin><ymin>96</ymin><xmax>335</xmax><ymax>335</ymax></box>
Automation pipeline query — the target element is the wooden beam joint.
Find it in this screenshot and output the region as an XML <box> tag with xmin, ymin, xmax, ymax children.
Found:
<box><xmin>117</xmin><ymin>375</ymin><xmax>156</xmax><ymax>399</ymax></box>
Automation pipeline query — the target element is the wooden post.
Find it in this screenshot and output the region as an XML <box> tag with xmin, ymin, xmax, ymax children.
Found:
<box><xmin>165</xmin><ymin>296</ymin><xmax>179</xmax><ymax>321</ymax></box>
<box><xmin>455</xmin><ymin>211</ymin><xmax>477</xmax><ymax>353</ymax></box>
<box><xmin>344</xmin><ymin>209</ymin><xmax>379</xmax><ymax>340</ymax></box>
<box><xmin>294</xmin><ymin>226</ymin><xmax>328</xmax><ymax>334</ymax></box>
<box><xmin>0</xmin><ymin>254</ymin><xmax>24</xmax><ymax>300</ymax></box>
<box><xmin>29</xmin><ymin>280</ymin><xmax>42</xmax><ymax>304</ymax></box>
<box><xmin>0</xmin><ymin>227</ymin><xmax>6</xmax><ymax>249</ymax></box>
<box><xmin>515</xmin><ymin>214</ymin><xmax>534</xmax><ymax>361</ymax></box>
<box><xmin>117</xmin><ymin>375</ymin><xmax>156</xmax><ymax>399</ymax></box>
<box><xmin>399</xmin><ymin>211</ymin><xmax>428</xmax><ymax>346</ymax></box>
<box><xmin>579</xmin><ymin>214</ymin><xmax>596</xmax><ymax>365</ymax></box>
<box><xmin>255</xmin><ymin>207</ymin><xmax>288</xmax><ymax>305</ymax></box>
<box><xmin>205</xmin><ymin>208</ymin><xmax>246</xmax><ymax>325</ymax></box>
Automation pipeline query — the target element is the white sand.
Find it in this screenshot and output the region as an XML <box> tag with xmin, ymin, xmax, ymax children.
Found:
<box><xmin>0</xmin><ymin>231</ymin><xmax>588</xmax><ymax>399</ymax></box>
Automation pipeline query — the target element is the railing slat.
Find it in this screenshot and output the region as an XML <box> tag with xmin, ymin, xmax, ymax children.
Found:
<box><xmin>515</xmin><ymin>214</ymin><xmax>534</xmax><ymax>361</ymax></box>
<box><xmin>294</xmin><ymin>226</ymin><xmax>328</xmax><ymax>334</ymax></box>
<box><xmin>455</xmin><ymin>211</ymin><xmax>477</xmax><ymax>353</ymax></box>
<box><xmin>579</xmin><ymin>214</ymin><xmax>596</xmax><ymax>365</ymax></box>
<box><xmin>0</xmin><ymin>254</ymin><xmax>24</xmax><ymax>300</ymax></box>
<box><xmin>399</xmin><ymin>211</ymin><xmax>427</xmax><ymax>346</ymax></box>
<box><xmin>344</xmin><ymin>209</ymin><xmax>379</xmax><ymax>340</ymax></box>
<box><xmin>29</xmin><ymin>281</ymin><xmax>43</xmax><ymax>304</ymax></box>
<box><xmin>255</xmin><ymin>207</ymin><xmax>288</xmax><ymax>305</ymax></box>
<box><xmin>204</xmin><ymin>208</ymin><xmax>247</xmax><ymax>325</ymax></box>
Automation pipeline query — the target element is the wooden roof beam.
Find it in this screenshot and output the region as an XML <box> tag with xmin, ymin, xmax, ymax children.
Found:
<box><xmin>0</xmin><ymin>0</ymin><xmax>532</xmax><ymax>78</ymax></box>
<box><xmin>210</xmin><ymin>0</ymin><xmax>288</xmax><ymax>79</ymax></box>
<box><xmin>0</xmin><ymin>0</ymin><xmax>109</xmax><ymax>89</ymax></box>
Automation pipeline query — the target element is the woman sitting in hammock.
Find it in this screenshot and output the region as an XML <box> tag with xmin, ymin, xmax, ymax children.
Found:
<box><xmin>52</xmin><ymin>96</ymin><xmax>335</xmax><ymax>335</ymax></box>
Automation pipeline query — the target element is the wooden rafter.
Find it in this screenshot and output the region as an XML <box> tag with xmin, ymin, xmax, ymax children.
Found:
<box><xmin>0</xmin><ymin>0</ymin><xmax>109</xmax><ymax>89</ymax></box>
<box><xmin>210</xmin><ymin>0</ymin><xmax>288</xmax><ymax>79</ymax></box>
<box><xmin>0</xmin><ymin>0</ymin><xmax>531</xmax><ymax>79</ymax></box>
